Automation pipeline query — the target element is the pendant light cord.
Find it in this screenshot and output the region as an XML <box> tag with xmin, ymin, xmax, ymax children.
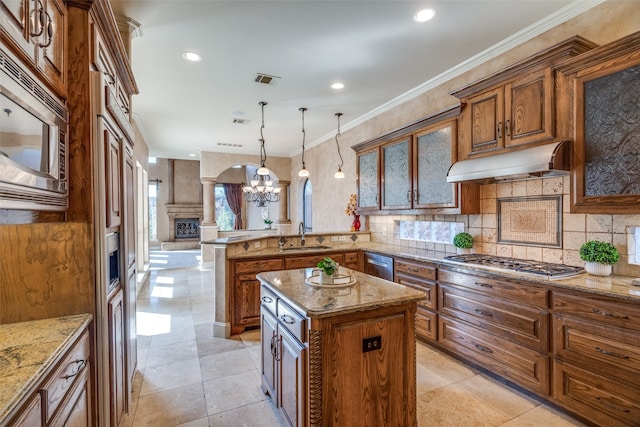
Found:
<box><xmin>335</xmin><ymin>113</ymin><xmax>343</xmax><ymax>168</ymax></box>
<box><xmin>259</xmin><ymin>101</ymin><xmax>268</xmax><ymax>167</ymax></box>
<box><xmin>300</xmin><ymin>107</ymin><xmax>307</xmax><ymax>168</ymax></box>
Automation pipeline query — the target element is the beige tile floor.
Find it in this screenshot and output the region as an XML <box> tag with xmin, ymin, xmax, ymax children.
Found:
<box><xmin>122</xmin><ymin>255</ymin><xmax>588</xmax><ymax>427</ymax></box>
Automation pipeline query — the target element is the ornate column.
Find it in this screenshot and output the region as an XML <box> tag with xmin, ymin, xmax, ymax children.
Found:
<box><xmin>201</xmin><ymin>178</ymin><xmax>216</xmax><ymax>226</ymax></box>
<box><xmin>276</xmin><ymin>180</ymin><xmax>291</xmax><ymax>224</ymax></box>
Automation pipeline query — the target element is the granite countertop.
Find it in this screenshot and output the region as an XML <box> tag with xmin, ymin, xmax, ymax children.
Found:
<box><xmin>257</xmin><ymin>268</ymin><xmax>424</xmax><ymax>318</ymax></box>
<box><xmin>0</xmin><ymin>314</ymin><xmax>92</xmax><ymax>422</ymax></box>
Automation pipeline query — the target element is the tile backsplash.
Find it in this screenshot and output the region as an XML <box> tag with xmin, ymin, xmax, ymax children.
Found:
<box><xmin>368</xmin><ymin>176</ymin><xmax>640</xmax><ymax>277</ymax></box>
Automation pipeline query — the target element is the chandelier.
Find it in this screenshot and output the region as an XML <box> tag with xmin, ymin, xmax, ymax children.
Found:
<box><xmin>242</xmin><ymin>101</ymin><xmax>281</xmax><ymax>207</ymax></box>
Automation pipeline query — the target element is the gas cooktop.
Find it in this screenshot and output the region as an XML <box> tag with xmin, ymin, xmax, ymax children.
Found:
<box><xmin>443</xmin><ymin>254</ymin><xmax>584</xmax><ymax>280</ymax></box>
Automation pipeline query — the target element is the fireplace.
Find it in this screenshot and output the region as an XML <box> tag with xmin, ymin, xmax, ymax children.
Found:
<box><xmin>175</xmin><ymin>218</ymin><xmax>200</xmax><ymax>240</ymax></box>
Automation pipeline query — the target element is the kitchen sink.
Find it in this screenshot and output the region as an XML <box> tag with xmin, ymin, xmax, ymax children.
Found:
<box><xmin>281</xmin><ymin>245</ymin><xmax>332</xmax><ymax>251</ymax></box>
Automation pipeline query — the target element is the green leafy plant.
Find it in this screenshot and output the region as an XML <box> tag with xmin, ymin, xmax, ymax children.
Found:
<box><xmin>453</xmin><ymin>232</ymin><xmax>474</xmax><ymax>249</ymax></box>
<box><xmin>317</xmin><ymin>257</ymin><xmax>338</xmax><ymax>276</ymax></box>
<box><xmin>579</xmin><ymin>240</ymin><xmax>619</xmax><ymax>265</ymax></box>
<box><xmin>264</xmin><ymin>219</ymin><xmax>273</xmax><ymax>225</ymax></box>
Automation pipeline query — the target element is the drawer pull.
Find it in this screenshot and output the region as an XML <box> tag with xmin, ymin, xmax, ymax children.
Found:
<box><xmin>595</xmin><ymin>397</ymin><xmax>630</xmax><ymax>413</ymax></box>
<box><xmin>407</xmin><ymin>267</ymin><xmax>420</xmax><ymax>273</ymax></box>
<box><xmin>474</xmin><ymin>344</ymin><xmax>493</xmax><ymax>354</ymax></box>
<box><xmin>475</xmin><ymin>282</ymin><xmax>493</xmax><ymax>289</ymax></box>
<box><xmin>595</xmin><ymin>346</ymin><xmax>629</xmax><ymax>359</ymax></box>
<box><xmin>274</xmin><ymin>336</ymin><xmax>282</xmax><ymax>361</ymax></box>
<box><xmin>280</xmin><ymin>314</ymin><xmax>296</xmax><ymax>325</ymax></box>
<box><xmin>593</xmin><ymin>308</ymin><xmax>629</xmax><ymax>320</ymax></box>
<box><xmin>474</xmin><ymin>309</ymin><xmax>493</xmax><ymax>317</ymax></box>
<box><xmin>62</xmin><ymin>359</ymin><xmax>87</xmax><ymax>380</ymax></box>
<box><xmin>261</xmin><ymin>296</ymin><xmax>274</xmax><ymax>304</ymax></box>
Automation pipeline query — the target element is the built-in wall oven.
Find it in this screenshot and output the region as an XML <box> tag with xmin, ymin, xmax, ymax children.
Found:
<box><xmin>106</xmin><ymin>232</ymin><xmax>120</xmax><ymax>294</ymax></box>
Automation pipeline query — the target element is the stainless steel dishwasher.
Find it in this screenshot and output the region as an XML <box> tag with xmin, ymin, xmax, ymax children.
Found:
<box><xmin>363</xmin><ymin>252</ymin><xmax>394</xmax><ymax>281</ymax></box>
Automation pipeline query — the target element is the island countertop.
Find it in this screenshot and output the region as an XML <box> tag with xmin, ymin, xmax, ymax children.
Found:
<box><xmin>257</xmin><ymin>268</ymin><xmax>424</xmax><ymax>318</ymax></box>
<box><xmin>0</xmin><ymin>314</ymin><xmax>92</xmax><ymax>423</ymax></box>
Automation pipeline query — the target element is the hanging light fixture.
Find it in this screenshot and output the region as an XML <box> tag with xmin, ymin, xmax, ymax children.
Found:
<box><xmin>334</xmin><ymin>113</ymin><xmax>345</xmax><ymax>179</ymax></box>
<box><xmin>242</xmin><ymin>101</ymin><xmax>281</xmax><ymax>207</ymax></box>
<box><xmin>298</xmin><ymin>107</ymin><xmax>309</xmax><ymax>177</ymax></box>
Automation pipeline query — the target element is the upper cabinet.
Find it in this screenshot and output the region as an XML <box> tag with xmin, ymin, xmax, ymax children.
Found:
<box><xmin>353</xmin><ymin>107</ymin><xmax>480</xmax><ymax>215</ymax></box>
<box><xmin>1</xmin><ymin>0</ymin><xmax>67</xmax><ymax>97</ymax></box>
<box><xmin>556</xmin><ymin>31</ymin><xmax>640</xmax><ymax>214</ymax></box>
<box><xmin>451</xmin><ymin>36</ymin><xmax>597</xmax><ymax>160</ymax></box>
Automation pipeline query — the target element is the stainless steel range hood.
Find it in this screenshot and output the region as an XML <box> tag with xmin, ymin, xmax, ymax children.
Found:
<box><xmin>447</xmin><ymin>140</ymin><xmax>571</xmax><ymax>184</ymax></box>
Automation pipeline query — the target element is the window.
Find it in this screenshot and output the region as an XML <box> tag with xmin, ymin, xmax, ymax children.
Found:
<box><xmin>303</xmin><ymin>178</ymin><xmax>312</xmax><ymax>231</ymax></box>
<box><xmin>148</xmin><ymin>182</ymin><xmax>157</xmax><ymax>241</ymax></box>
<box><xmin>215</xmin><ymin>185</ymin><xmax>235</xmax><ymax>231</ymax></box>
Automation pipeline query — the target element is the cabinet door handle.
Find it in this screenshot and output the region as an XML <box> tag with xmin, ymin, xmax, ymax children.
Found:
<box><xmin>592</xmin><ymin>308</ymin><xmax>629</xmax><ymax>320</ymax></box>
<box><xmin>261</xmin><ymin>296</ymin><xmax>274</xmax><ymax>304</ymax></box>
<box><xmin>414</xmin><ymin>189</ymin><xmax>418</xmax><ymax>204</ymax></box>
<box><xmin>595</xmin><ymin>397</ymin><xmax>630</xmax><ymax>413</ymax></box>
<box><xmin>62</xmin><ymin>359</ymin><xmax>87</xmax><ymax>380</ymax></box>
<box><xmin>280</xmin><ymin>314</ymin><xmax>296</xmax><ymax>325</ymax></box>
<box><xmin>505</xmin><ymin>120</ymin><xmax>511</xmax><ymax>137</ymax></box>
<box><xmin>496</xmin><ymin>122</ymin><xmax>502</xmax><ymax>139</ymax></box>
<box><xmin>595</xmin><ymin>346</ymin><xmax>629</xmax><ymax>359</ymax></box>
<box><xmin>475</xmin><ymin>282</ymin><xmax>493</xmax><ymax>289</ymax></box>
<box><xmin>367</xmin><ymin>259</ymin><xmax>387</xmax><ymax>268</ymax></box>
<box><xmin>274</xmin><ymin>336</ymin><xmax>282</xmax><ymax>361</ymax></box>
<box><xmin>474</xmin><ymin>344</ymin><xmax>493</xmax><ymax>354</ymax></box>
<box><xmin>474</xmin><ymin>309</ymin><xmax>493</xmax><ymax>317</ymax></box>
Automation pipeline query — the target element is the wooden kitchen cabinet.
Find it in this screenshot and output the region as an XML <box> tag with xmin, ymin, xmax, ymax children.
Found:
<box><xmin>342</xmin><ymin>251</ymin><xmax>360</xmax><ymax>270</ymax></box>
<box><xmin>552</xmin><ymin>292</ymin><xmax>640</xmax><ymax>426</ymax></box>
<box><xmin>104</xmin><ymin>122</ymin><xmax>122</xmax><ymax>230</ymax></box>
<box><xmin>451</xmin><ymin>36</ymin><xmax>596</xmax><ymax>159</ymax></box>
<box><xmin>395</xmin><ymin>257</ymin><xmax>438</xmax><ymax>341</ymax></box>
<box><xmin>0</xmin><ymin>0</ymin><xmax>66</xmax><ymax>97</ymax></box>
<box><xmin>353</xmin><ymin>107</ymin><xmax>479</xmax><ymax>214</ymax></box>
<box><xmin>284</xmin><ymin>253</ymin><xmax>344</xmax><ymax>270</ymax></box>
<box><xmin>108</xmin><ymin>287</ymin><xmax>125</xmax><ymax>427</ymax></box>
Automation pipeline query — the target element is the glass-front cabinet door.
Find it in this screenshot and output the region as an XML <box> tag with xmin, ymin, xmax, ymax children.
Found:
<box><xmin>357</xmin><ymin>148</ymin><xmax>380</xmax><ymax>211</ymax></box>
<box><xmin>382</xmin><ymin>138</ymin><xmax>412</xmax><ymax>210</ymax></box>
<box><xmin>414</xmin><ymin>120</ymin><xmax>457</xmax><ymax>209</ymax></box>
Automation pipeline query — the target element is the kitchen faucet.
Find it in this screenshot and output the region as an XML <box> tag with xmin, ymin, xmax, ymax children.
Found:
<box><xmin>299</xmin><ymin>221</ymin><xmax>306</xmax><ymax>246</ymax></box>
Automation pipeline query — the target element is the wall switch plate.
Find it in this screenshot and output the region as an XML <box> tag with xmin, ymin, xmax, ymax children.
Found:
<box><xmin>254</xmin><ymin>241</ymin><xmax>261</xmax><ymax>249</ymax></box>
<box><xmin>331</xmin><ymin>236</ymin><xmax>339</xmax><ymax>242</ymax></box>
<box><xmin>362</xmin><ymin>336</ymin><xmax>382</xmax><ymax>353</ymax></box>
<box><xmin>339</xmin><ymin>236</ymin><xmax>346</xmax><ymax>241</ymax></box>
<box><xmin>382</xmin><ymin>227</ymin><xmax>387</xmax><ymax>236</ymax></box>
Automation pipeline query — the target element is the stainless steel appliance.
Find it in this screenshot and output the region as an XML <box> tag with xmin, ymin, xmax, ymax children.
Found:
<box><xmin>443</xmin><ymin>253</ymin><xmax>584</xmax><ymax>279</ymax></box>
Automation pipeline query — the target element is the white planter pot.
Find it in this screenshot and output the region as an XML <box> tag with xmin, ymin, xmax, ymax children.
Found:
<box><xmin>320</xmin><ymin>271</ymin><xmax>334</xmax><ymax>284</ymax></box>
<box><xmin>456</xmin><ymin>247</ymin><xmax>472</xmax><ymax>255</ymax></box>
<box><xmin>585</xmin><ymin>262</ymin><xmax>612</xmax><ymax>277</ymax></box>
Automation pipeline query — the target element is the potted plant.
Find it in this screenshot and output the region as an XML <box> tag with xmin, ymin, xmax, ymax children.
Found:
<box><xmin>317</xmin><ymin>257</ymin><xmax>339</xmax><ymax>284</ymax></box>
<box><xmin>453</xmin><ymin>232</ymin><xmax>474</xmax><ymax>254</ymax></box>
<box><xmin>264</xmin><ymin>219</ymin><xmax>273</xmax><ymax>229</ymax></box>
<box><xmin>579</xmin><ymin>240</ymin><xmax>619</xmax><ymax>276</ymax></box>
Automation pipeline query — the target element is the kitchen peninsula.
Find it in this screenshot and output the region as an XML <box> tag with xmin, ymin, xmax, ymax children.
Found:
<box><xmin>257</xmin><ymin>267</ymin><xmax>423</xmax><ymax>427</ymax></box>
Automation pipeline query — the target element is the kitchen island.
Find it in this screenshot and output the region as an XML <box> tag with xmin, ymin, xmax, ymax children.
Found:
<box><xmin>257</xmin><ymin>267</ymin><xmax>423</xmax><ymax>427</ymax></box>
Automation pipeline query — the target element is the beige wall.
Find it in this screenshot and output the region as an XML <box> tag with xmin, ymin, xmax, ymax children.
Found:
<box><xmin>287</xmin><ymin>1</ymin><xmax>640</xmax><ymax>275</ymax></box>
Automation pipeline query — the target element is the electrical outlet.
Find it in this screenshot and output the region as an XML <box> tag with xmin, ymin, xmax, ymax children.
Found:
<box><xmin>339</xmin><ymin>236</ymin><xmax>346</xmax><ymax>241</ymax></box>
<box><xmin>331</xmin><ymin>236</ymin><xmax>339</xmax><ymax>242</ymax></box>
<box><xmin>254</xmin><ymin>241</ymin><xmax>261</xmax><ymax>249</ymax></box>
<box><xmin>382</xmin><ymin>227</ymin><xmax>387</xmax><ymax>236</ymax></box>
<box><xmin>362</xmin><ymin>336</ymin><xmax>382</xmax><ymax>353</ymax></box>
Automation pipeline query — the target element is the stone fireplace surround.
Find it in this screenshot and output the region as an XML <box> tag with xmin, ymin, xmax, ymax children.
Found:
<box><xmin>162</xmin><ymin>204</ymin><xmax>203</xmax><ymax>250</ymax></box>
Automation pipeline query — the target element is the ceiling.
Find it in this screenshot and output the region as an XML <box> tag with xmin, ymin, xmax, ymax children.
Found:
<box><xmin>109</xmin><ymin>0</ymin><xmax>591</xmax><ymax>161</ymax></box>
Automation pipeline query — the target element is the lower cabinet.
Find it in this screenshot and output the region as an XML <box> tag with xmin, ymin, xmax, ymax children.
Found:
<box><xmin>394</xmin><ymin>257</ymin><xmax>438</xmax><ymax>342</ymax></box>
<box><xmin>108</xmin><ymin>287</ymin><xmax>126</xmax><ymax>427</ymax></box>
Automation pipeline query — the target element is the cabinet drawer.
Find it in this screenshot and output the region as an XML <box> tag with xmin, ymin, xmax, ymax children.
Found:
<box><xmin>554</xmin><ymin>292</ymin><xmax>640</xmax><ymax>332</ymax></box>
<box><xmin>277</xmin><ymin>300</ymin><xmax>307</xmax><ymax>344</ymax></box>
<box><xmin>260</xmin><ymin>285</ymin><xmax>278</xmax><ymax>316</ymax></box>
<box><xmin>438</xmin><ymin>269</ymin><xmax>549</xmax><ymax>307</ymax></box>
<box><xmin>284</xmin><ymin>253</ymin><xmax>344</xmax><ymax>270</ymax></box>
<box><xmin>553</xmin><ymin>360</ymin><xmax>640</xmax><ymax>427</ymax></box>
<box><xmin>396</xmin><ymin>274</ymin><xmax>436</xmax><ymax>310</ymax></box>
<box><xmin>416</xmin><ymin>307</ymin><xmax>437</xmax><ymax>341</ymax></box>
<box><xmin>42</xmin><ymin>330</ymin><xmax>90</xmax><ymax>422</ymax></box>
<box><xmin>440</xmin><ymin>284</ymin><xmax>549</xmax><ymax>351</ymax></box>
<box><xmin>234</xmin><ymin>258</ymin><xmax>284</xmax><ymax>275</ymax></box>
<box><xmin>395</xmin><ymin>259</ymin><xmax>436</xmax><ymax>281</ymax></box>
<box><xmin>554</xmin><ymin>315</ymin><xmax>640</xmax><ymax>383</ymax></box>
<box><xmin>439</xmin><ymin>316</ymin><xmax>550</xmax><ymax>395</ymax></box>
<box><xmin>344</xmin><ymin>251</ymin><xmax>359</xmax><ymax>264</ymax></box>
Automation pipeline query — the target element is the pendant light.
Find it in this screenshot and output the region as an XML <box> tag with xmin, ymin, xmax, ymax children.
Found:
<box><xmin>334</xmin><ymin>113</ymin><xmax>345</xmax><ymax>179</ymax></box>
<box><xmin>298</xmin><ymin>107</ymin><xmax>309</xmax><ymax>177</ymax></box>
<box><xmin>242</xmin><ymin>101</ymin><xmax>281</xmax><ymax>207</ymax></box>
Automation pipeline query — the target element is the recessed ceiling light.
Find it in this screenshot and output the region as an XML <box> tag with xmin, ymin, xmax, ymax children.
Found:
<box><xmin>188</xmin><ymin>153</ymin><xmax>196</xmax><ymax>157</ymax></box>
<box><xmin>331</xmin><ymin>82</ymin><xmax>345</xmax><ymax>90</ymax></box>
<box><xmin>413</xmin><ymin>8</ymin><xmax>436</xmax><ymax>23</ymax></box>
<box><xmin>182</xmin><ymin>51</ymin><xmax>202</xmax><ymax>62</ymax></box>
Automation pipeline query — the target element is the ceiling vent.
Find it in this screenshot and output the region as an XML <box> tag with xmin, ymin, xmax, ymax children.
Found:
<box><xmin>217</xmin><ymin>142</ymin><xmax>244</xmax><ymax>148</ymax></box>
<box><xmin>232</xmin><ymin>118</ymin><xmax>250</xmax><ymax>124</ymax></box>
<box><xmin>254</xmin><ymin>73</ymin><xmax>281</xmax><ymax>86</ymax></box>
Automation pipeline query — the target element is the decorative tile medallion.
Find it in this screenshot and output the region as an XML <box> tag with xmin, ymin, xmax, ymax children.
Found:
<box><xmin>350</xmin><ymin>234</ymin><xmax>358</xmax><ymax>242</ymax></box>
<box><xmin>243</xmin><ymin>242</ymin><xmax>250</xmax><ymax>252</ymax></box>
<box><xmin>498</xmin><ymin>196</ymin><xmax>562</xmax><ymax>247</ymax></box>
<box><xmin>317</xmin><ymin>236</ymin><xmax>325</xmax><ymax>243</ymax></box>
